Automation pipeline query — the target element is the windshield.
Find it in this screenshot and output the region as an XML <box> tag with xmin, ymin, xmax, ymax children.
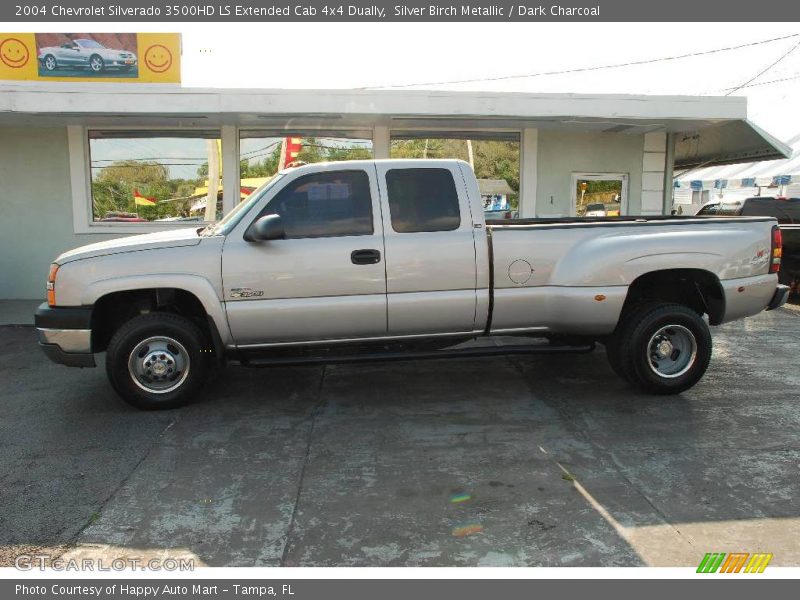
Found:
<box><xmin>77</xmin><ymin>40</ymin><xmax>103</xmax><ymax>49</ymax></box>
<box><xmin>201</xmin><ymin>175</ymin><xmax>285</xmax><ymax>237</ymax></box>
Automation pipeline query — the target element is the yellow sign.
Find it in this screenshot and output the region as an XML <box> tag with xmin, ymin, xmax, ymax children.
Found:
<box><xmin>0</xmin><ymin>33</ymin><xmax>180</xmax><ymax>83</ymax></box>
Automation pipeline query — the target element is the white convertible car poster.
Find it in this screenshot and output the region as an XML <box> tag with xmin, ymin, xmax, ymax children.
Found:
<box><xmin>36</xmin><ymin>33</ymin><xmax>138</xmax><ymax>78</ymax></box>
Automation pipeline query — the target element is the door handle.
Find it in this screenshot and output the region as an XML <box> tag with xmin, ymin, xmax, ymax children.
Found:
<box><xmin>351</xmin><ymin>249</ymin><xmax>381</xmax><ymax>265</ymax></box>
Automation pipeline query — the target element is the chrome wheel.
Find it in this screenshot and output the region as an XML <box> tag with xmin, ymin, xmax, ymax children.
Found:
<box><xmin>90</xmin><ymin>56</ymin><xmax>103</xmax><ymax>71</ymax></box>
<box><xmin>44</xmin><ymin>55</ymin><xmax>56</xmax><ymax>70</ymax></box>
<box><xmin>127</xmin><ymin>336</ymin><xmax>190</xmax><ymax>394</ymax></box>
<box><xmin>647</xmin><ymin>325</ymin><xmax>697</xmax><ymax>378</ymax></box>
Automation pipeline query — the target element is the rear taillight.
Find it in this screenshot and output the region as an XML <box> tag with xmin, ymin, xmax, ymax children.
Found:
<box><xmin>770</xmin><ymin>225</ymin><xmax>782</xmax><ymax>274</ymax></box>
<box><xmin>47</xmin><ymin>263</ymin><xmax>59</xmax><ymax>306</ymax></box>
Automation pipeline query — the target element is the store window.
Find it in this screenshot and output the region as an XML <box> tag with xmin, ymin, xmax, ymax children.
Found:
<box><xmin>88</xmin><ymin>131</ymin><xmax>223</xmax><ymax>223</ymax></box>
<box><xmin>571</xmin><ymin>173</ymin><xmax>629</xmax><ymax>217</ymax></box>
<box><xmin>390</xmin><ymin>133</ymin><xmax>520</xmax><ymax>218</ymax></box>
<box><xmin>692</xmin><ymin>190</ymin><xmax>711</xmax><ymax>206</ymax></box>
<box><xmin>239</xmin><ymin>131</ymin><xmax>373</xmax><ymax>201</ymax></box>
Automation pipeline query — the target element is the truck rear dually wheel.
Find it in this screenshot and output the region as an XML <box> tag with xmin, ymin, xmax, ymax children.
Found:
<box><xmin>604</xmin><ymin>334</ymin><xmax>631</xmax><ymax>382</ymax></box>
<box><xmin>613</xmin><ymin>302</ymin><xmax>712</xmax><ymax>395</ymax></box>
<box><xmin>105</xmin><ymin>313</ymin><xmax>210</xmax><ymax>410</ymax></box>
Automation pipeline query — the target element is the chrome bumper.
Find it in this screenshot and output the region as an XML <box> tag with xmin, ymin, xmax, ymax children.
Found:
<box><xmin>37</xmin><ymin>327</ymin><xmax>92</xmax><ymax>352</ymax></box>
<box><xmin>34</xmin><ymin>303</ymin><xmax>95</xmax><ymax>367</ymax></box>
<box><xmin>36</xmin><ymin>328</ymin><xmax>95</xmax><ymax>367</ymax></box>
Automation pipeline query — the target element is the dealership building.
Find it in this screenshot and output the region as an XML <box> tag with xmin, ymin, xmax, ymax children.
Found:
<box><xmin>0</xmin><ymin>82</ymin><xmax>789</xmax><ymax>299</ymax></box>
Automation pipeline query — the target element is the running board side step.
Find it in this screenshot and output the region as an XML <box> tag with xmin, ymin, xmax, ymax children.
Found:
<box><xmin>235</xmin><ymin>342</ymin><xmax>595</xmax><ymax>368</ymax></box>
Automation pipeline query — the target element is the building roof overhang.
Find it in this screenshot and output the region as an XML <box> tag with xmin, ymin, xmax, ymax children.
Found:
<box><xmin>0</xmin><ymin>83</ymin><xmax>790</xmax><ymax>167</ymax></box>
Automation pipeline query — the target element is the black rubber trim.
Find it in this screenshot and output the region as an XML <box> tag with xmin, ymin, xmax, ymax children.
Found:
<box><xmin>34</xmin><ymin>303</ymin><xmax>93</xmax><ymax>330</ymax></box>
<box><xmin>39</xmin><ymin>343</ymin><xmax>96</xmax><ymax>368</ymax></box>
<box><xmin>484</xmin><ymin>228</ymin><xmax>495</xmax><ymax>336</ymax></box>
<box><xmin>206</xmin><ymin>315</ymin><xmax>227</xmax><ymax>367</ymax></box>
<box><xmin>237</xmin><ymin>341</ymin><xmax>596</xmax><ymax>368</ymax></box>
<box><xmin>766</xmin><ymin>285</ymin><xmax>790</xmax><ymax>311</ymax></box>
<box><xmin>486</xmin><ymin>215</ymin><xmax>776</xmax><ymax>231</ymax></box>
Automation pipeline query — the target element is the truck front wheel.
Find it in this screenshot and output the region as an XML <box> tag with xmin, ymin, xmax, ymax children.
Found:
<box><xmin>105</xmin><ymin>313</ymin><xmax>211</xmax><ymax>410</ymax></box>
<box><xmin>614</xmin><ymin>302</ymin><xmax>712</xmax><ymax>395</ymax></box>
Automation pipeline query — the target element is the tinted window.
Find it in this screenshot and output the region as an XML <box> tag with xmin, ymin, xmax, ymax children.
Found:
<box><xmin>718</xmin><ymin>203</ymin><xmax>743</xmax><ymax>216</ymax></box>
<box><xmin>696</xmin><ymin>204</ymin><xmax>719</xmax><ymax>215</ymax></box>
<box><xmin>261</xmin><ymin>170</ymin><xmax>373</xmax><ymax>238</ymax></box>
<box><xmin>697</xmin><ymin>202</ymin><xmax>741</xmax><ymax>216</ymax></box>
<box><xmin>386</xmin><ymin>168</ymin><xmax>461</xmax><ymax>233</ymax></box>
<box><xmin>741</xmin><ymin>198</ymin><xmax>800</xmax><ymax>224</ymax></box>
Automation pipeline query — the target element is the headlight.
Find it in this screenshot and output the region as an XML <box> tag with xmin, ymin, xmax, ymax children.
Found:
<box><xmin>47</xmin><ymin>263</ymin><xmax>59</xmax><ymax>306</ymax></box>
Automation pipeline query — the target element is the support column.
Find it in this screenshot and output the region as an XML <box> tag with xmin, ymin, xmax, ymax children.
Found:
<box><xmin>221</xmin><ymin>125</ymin><xmax>239</xmax><ymax>216</ymax></box>
<box><xmin>519</xmin><ymin>128</ymin><xmax>538</xmax><ymax>218</ymax></box>
<box><xmin>663</xmin><ymin>132</ymin><xmax>676</xmax><ymax>214</ymax></box>
<box><xmin>68</xmin><ymin>125</ymin><xmax>91</xmax><ymax>234</ymax></box>
<box><xmin>373</xmin><ymin>124</ymin><xmax>390</xmax><ymax>159</ymax></box>
<box><xmin>641</xmin><ymin>131</ymin><xmax>667</xmax><ymax>215</ymax></box>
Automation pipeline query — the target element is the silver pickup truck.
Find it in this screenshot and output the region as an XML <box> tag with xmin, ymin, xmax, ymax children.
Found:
<box><xmin>36</xmin><ymin>160</ymin><xmax>789</xmax><ymax>409</ymax></box>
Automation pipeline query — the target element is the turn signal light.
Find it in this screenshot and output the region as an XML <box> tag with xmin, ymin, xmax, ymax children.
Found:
<box><xmin>47</xmin><ymin>263</ymin><xmax>59</xmax><ymax>306</ymax></box>
<box><xmin>770</xmin><ymin>226</ymin><xmax>782</xmax><ymax>274</ymax></box>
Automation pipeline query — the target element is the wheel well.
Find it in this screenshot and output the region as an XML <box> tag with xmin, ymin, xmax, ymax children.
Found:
<box><xmin>91</xmin><ymin>288</ymin><xmax>216</xmax><ymax>353</ymax></box>
<box><xmin>623</xmin><ymin>269</ymin><xmax>725</xmax><ymax>325</ymax></box>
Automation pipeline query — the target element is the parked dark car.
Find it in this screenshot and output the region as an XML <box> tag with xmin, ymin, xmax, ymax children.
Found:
<box><xmin>697</xmin><ymin>197</ymin><xmax>800</xmax><ymax>291</ymax></box>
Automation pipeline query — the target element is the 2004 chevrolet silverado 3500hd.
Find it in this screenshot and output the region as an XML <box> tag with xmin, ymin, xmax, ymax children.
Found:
<box><xmin>35</xmin><ymin>160</ymin><xmax>790</xmax><ymax>409</ymax></box>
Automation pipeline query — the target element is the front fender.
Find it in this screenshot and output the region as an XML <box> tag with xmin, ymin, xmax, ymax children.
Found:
<box><xmin>83</xmin><ymin>274</ymin><xmax>232</xmax><ymax>345</ymax></box>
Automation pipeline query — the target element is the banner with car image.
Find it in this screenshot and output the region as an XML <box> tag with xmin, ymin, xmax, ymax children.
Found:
<box><xmin>0</xmin><ymin>32</ymin><xmax>180</xmax><ymax>83</ymax></box>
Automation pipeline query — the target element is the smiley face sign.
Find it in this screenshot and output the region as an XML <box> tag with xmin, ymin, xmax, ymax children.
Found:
<box><xmin>143</xmin><ymin>44</ymin><xmax>172</xmax><ymax>73</ymax></box>
<box><xmin>0</xmin><ymin>37</ymin><xmax>30</xmax><ymax>69</ymax></box>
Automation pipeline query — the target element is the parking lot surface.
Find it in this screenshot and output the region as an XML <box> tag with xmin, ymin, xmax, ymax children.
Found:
<box><xmin>1</xmin><ymin>306</ymin><xmax>799</xmax><ymax>567</ymax></box>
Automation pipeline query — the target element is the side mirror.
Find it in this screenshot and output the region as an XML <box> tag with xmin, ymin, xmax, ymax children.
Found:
<box><xmin>244</xmin><ymin>214</ymin><xmax>285</xmax><ymax>242</ymax></box>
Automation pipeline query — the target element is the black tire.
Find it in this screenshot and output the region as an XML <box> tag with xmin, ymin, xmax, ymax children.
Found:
<box><xmin>105</xmin><ymin>313</ymin><xmax>211</xmax><ymax>410</ymax></box>
<box><xmin>616</xmin><ymin>302</ymin><xmax>712</xmax><ymax>395</ymax></box>
<box><xmin>604</xmin><ymin>334</ymin><xmax>631</xmax><ymax>382</ymax></box>
<box><xmin>89</xmin><ymin>54</ymin><xmax>104</xmax><ymax>72</ymax></box>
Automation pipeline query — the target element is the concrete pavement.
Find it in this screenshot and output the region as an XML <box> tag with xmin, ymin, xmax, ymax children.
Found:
<box><xmin>1</xmin><ymin>306</ymin><xmax>798</xmax><ymax>567</ymax></box>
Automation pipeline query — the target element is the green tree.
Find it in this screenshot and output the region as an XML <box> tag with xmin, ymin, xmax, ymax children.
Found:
<box><xmin>391</xmin><ymin>139</ymin><xmax>521</xmax><ymax>209</ymax></box>
<box><xmin>91</xmin><ymin>160</ymin><xmax>199</xmax><ymax>220</ymax></box>
<box><xmin>324</xmin><ymin>144</ymin><xmax>372</xmax><ymax>161</ymax></box>
<box><xmin>240</xmin><ymin>145</ymin><xmax>282</xmax><ymax>178</ymax></box>
<box><xmin>92</xmin><ymin>160</ymin><xmax>170</xmax><ymax>218</ymax></box>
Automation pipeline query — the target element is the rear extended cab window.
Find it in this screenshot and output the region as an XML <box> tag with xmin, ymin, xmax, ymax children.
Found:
<box><xmin>385</xmin><ymin>168</ymin><xmax>461</xmax><ymax>233</ymax></box>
